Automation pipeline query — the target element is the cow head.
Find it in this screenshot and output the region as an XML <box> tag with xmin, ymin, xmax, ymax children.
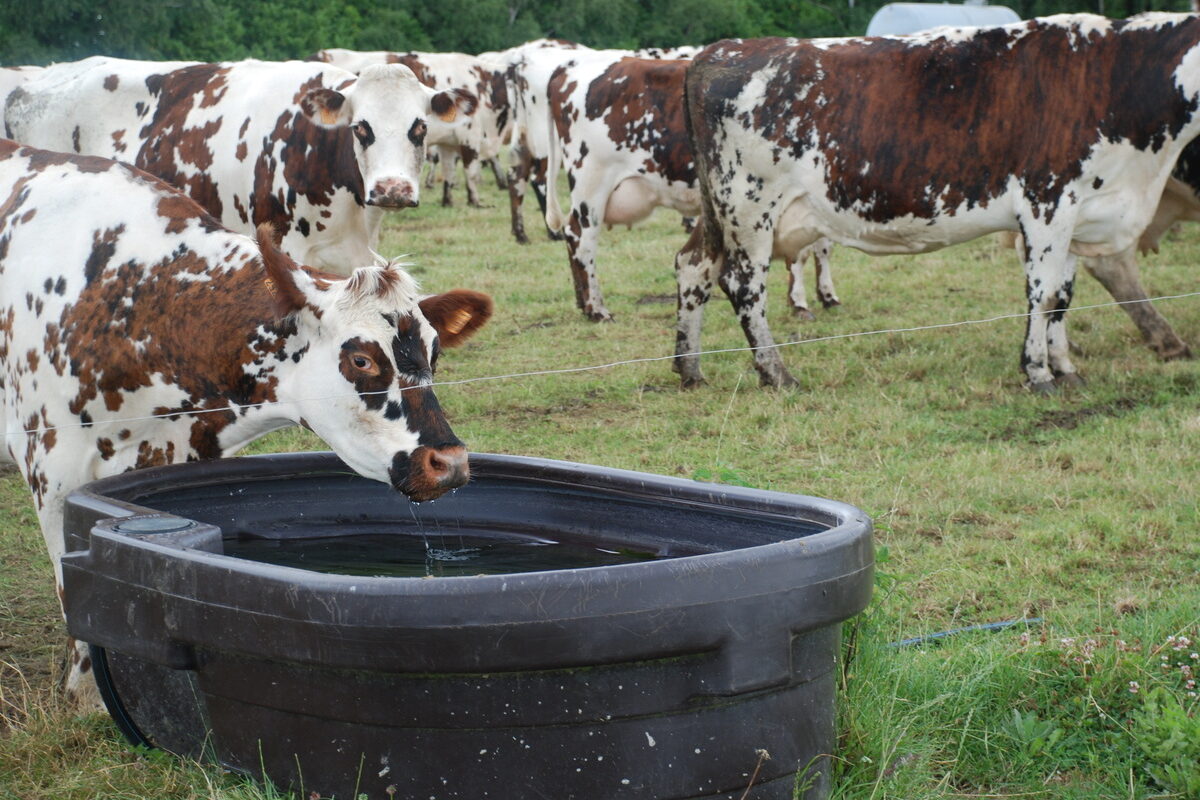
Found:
<box><xmin>257</xmin><ymin>226</ymin><xmax>492</xmax><ymax>501</ymax></box>
<box><xmin>300</xmin><ymin>64</ymin><xmax>478</xmax><ymax>209</ymax></box>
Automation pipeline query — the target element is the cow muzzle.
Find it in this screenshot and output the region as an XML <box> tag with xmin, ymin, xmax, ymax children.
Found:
<box><xmin>368</xmin><ymin>179</ymin><xmax>419</xmax><ymax>209</ymax></box>
<box><xmin>390</xmin><ymin>444</ymin><xmax>470</xmax><ymax>502</ymax></box>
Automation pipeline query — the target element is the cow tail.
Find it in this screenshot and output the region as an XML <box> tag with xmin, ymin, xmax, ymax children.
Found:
<box><xmin>544</xmin><ymin>95</ymin><xmax>566</xmax><ymax>234</ymax></box>
<box><xmin>682</xmin><ymin>58</ymin><xmax>723</xmax><ymax>265</ymax></box>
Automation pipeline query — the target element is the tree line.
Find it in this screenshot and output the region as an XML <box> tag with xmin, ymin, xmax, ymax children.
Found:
<box><xmin>1</xmin><ymin>0</ymin><xmax>1192</xmax><ymax>65</ymax></box>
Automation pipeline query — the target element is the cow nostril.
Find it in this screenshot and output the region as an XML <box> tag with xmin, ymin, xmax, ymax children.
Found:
<box><xmin>428</xmin><ymin>446</ymin><xmax>468</xmax><ymax>487</ymax></box>
<box><xmin>427</xmin><ymin>449</ymin><xmax>451</xmax><ymax>477</ymax></box>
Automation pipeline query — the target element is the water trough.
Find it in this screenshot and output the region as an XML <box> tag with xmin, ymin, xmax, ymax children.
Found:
<box><xmin>60</xmin><ymin>452</ymin><xmax>873</xmax><ymax>799</ymax></box>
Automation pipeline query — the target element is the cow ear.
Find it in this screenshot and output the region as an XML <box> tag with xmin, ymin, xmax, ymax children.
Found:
<box><xmin>429</xmin><ymin>88</ymin><xmax>478</xmax><ymax>123</ymax></box>
<box><xmin>419</xmin><ymin>290</ymin><xmax>493</xmax><ymax>348</ymax></box>
<box><xmin>256</xmin><ymin>224</ymin><xmax>310</xmax><ymax>318</ymax></box>
<box><xmin>300</xmin><ymin>87</ymin><xmax>351</xmax><ymax>128</ymax></box>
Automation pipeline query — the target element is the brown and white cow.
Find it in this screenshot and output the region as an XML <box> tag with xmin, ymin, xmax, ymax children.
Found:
<box><xmin>0</xmin><ymin>139</ymin><xmax>492</xmax><ymax>700</ymax></box>
<box><xmin>5</xmin><ymin>56</ymin><xmax>477</xmax><ymax>271</ymax></box>
<box><xmin>502</xmin><ymin>40</ymin><xmax>699</xmax><ymax>246</ymax></box>
<box><xmin>542</xmin><ymin>55</ymin><xmax>838</xmax><ymax>322</ymax></box>
<box><xmin>311</xmin><ymin>48</ymin><xmax>507</xmax><ymax>207</ymax></box>
<box><xmin>677</xmin><ymin>14</ymin><xmax>1200</xmax><ymax>391</ymax></box>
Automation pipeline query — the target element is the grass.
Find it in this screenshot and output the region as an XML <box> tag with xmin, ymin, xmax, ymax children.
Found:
<box><xmin>2</xmin><ymin>171</ymin><xmax>1199</xmax><ymax>798</ymax></box>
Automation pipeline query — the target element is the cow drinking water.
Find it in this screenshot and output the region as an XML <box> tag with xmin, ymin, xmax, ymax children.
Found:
<box><xmin>0</xmin><ymin>140</ymin><xmax>492</xmax><ymax>702</ymax></box>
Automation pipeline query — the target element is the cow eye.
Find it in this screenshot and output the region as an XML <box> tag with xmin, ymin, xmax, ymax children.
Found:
<box><xmin>350</xmin><ymin>352</ymin><xmax>379</xmax><ymax>375</ymax></box>
<box><xmin>351</xmin><ymin>120</ymin><xmax>374</xmax><ymax>146</ymax></box>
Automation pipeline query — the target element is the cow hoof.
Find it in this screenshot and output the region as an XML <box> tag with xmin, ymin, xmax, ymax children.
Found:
<box><xmin>791</xmin><ymin>307</ymin><xmax>816</xmax><ymax>321</ymax></box>
<box><xmin>1055</xmin><ymin>372</ymin><xmax>1086</xmax><ymax>389</ymax></box>
<box><xmin>546</xmin><ymin>229</ymin><xmax>565</xmax><ymax>242</ymax></box>
<box><xmin>586</xmin><ymin>311</ymin><xmax>615</xmax><ymax>323</ymax></box>
<box><xmin>680</xmin><ymin>375</ymin><xmax>707</xmax><ymax>390</ymax></box>
<box><xmin>759</xmin><ymin>371</ymin><xmax>800</xmax><ymax>389</ymax></box>
<box><xmin>821</xmin><ymin>297</ymin><xmax>842</xmax><ymax>309</ymax></box>
<box><xmin>1156</xmin><ymin>342</ymin><xmax>1194</xmax><ymax>361</ymax></box>
<box><xmin>1027</xmin><ymin>380</ymin><xmax>1058</xmax><ymax>395</ymax></box>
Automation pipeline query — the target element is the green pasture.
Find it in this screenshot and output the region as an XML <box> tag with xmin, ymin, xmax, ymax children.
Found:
<box><xmin>2</xmin><ymin>174</ymin><xmax>1198</xmax><ymax>798</ymax></box>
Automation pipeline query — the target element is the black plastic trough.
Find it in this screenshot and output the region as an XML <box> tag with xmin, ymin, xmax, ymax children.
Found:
<box><xmin>60</xmin><ymin>452</ymin><xmax>873</xmax><ymax>800</ymax></box>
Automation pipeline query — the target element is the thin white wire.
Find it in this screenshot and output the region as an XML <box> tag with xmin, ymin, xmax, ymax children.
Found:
<box><xmin>7</xmin><ymin>289</ymin><xmax>1199</xmax><ymax>439</ymax></box>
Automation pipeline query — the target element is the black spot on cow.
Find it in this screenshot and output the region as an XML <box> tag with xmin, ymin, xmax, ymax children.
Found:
<box><xmin>408</xmin><ymin>119</ymin><xmax>427</xmax><ymax>147</ymax></box>
<box><xmin>297</xmin><ymin>218</ymin><xmax>310</xmax><ymax>236</ymax></box>
<box><xmin>1093</xmin><ymin>177</ymin><xmax>1104</xmax><ymax>189</ymax></box>
<box><xmin>352</xmin><ymin>120</ymin><xmax>376</xmax><ymax>148</ymax></box>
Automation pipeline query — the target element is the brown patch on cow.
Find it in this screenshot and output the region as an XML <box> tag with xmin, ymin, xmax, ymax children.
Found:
<box><xmin>547</xmin><ymin>68</ymin><xmax>579</xmax><ymax>145</ymax></box>
<box><xmin>156</xmin><ymin>193</ymin><xmax>222</xmax><ymax>235</ymax></box>
<box><xmin>586</xmin><ymin>58</ymin><xmax>693</xmax><ymax>184</ymax></box>
<box><xmin>111</xmin><ymin>129</ymin><xmax>127</xmax><ymax>154</ymax></box>
<box><xmin>104</xmin><ymin>74</ymin><xmax>119</xmax><ymax>91</ymax></box>
<box><xmin>22</xmin><ymin>147</ymin><xmax>113</xmax><ymax>174</ymax></box>
<box><xmin>691</xmin><ymin>18</ymin><xmax>1200</xmax><ymax>224</ymax></box>
<box><xmin>235</xmin><ymin>140</ymin><xmax>248</xmax><ymax>161</ymax></box>
<box><xmin>249</xmin><ymin>78</ymin><xmax>364</xmax><ymax>232</ymax></box>
<box><xmin>135</xmin><ymin>440</ymin><xmax>176</xmax><ymax>468</ymax></box>
<box><xmin>198</xmin><ymin>69</ymin><xmax>230</xmax><ymax>108</ymax></box>
<box><xmin>232</xmin><ymin>193</ymin><xmax>249</xmax><ymax>223</ymax></box>
<box><xmin>388</xmin><ymin>53</ymin><xmax>435</xmax><ymax>86</ymax></box>
<box><xmin>0</xmin><ymin>173</ymin><xmax>34</xmax><ymax>233</ymax></box>
<box><xmin>97</xmin><ymin>438</ymin><xmax>115</xmax><ymax>460</ymax></box>
<box><xmin>135</xmin><ymin>64</ymin><xmax>227</xmax><ymax>219</ymax></box>
<box><xmin>59</xmin><ymin>243</ymin><xmax>290</xmax><ymax>455</ymax></box>
<box><xmin>84</xmin><ymin>226</ymin><xmax>125</xmax><ymax>285</ymax></box>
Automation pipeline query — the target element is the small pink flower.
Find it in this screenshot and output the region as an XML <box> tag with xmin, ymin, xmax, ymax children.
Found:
<box><xmin>1128</xmin><ymin>681</ymin><xmax>1140</xmax><ymax>694</ymax></box>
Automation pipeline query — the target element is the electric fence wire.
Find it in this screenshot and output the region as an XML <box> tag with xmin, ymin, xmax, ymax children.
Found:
<box><xmin>6</xmin><ymin>289</ymin><xmax>1199</xmax><ymax>439</ymax></box>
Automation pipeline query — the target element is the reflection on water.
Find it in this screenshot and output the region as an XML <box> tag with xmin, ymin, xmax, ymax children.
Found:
<box><xmin>224</xmin><ymin>532</ymin><xmax>665</xmax><ymax>578</ymax></box>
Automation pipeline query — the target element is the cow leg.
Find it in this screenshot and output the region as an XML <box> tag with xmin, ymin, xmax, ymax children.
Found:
<box><xmin>460</xmin><ymin>145</ymin><xmax>484</xmax><ymax>208</ymax></box>
<box><xmin>423</xmin><ymin>148</ymin><xmax>439</xmax><ymax>190</ymax></box>
<box><xmin>34</xmin><ymin>495</ymin><xmax>104</xmax><ymax>710</ymax></box>
<box><xmin>1020</xmin><ymin>231</ymin><xmax>1081</xmax><ymax>392</ymax></box>
<box><xmin>813</xmin><ymin>238</ymin><xmax>840</xmax><ymax>308</ymax></box>
<box><xmin>507</xmin><ymin>140</ymin><xmax>532</xmax><ymax>244</ymax></box>
<box><xmin>563</xmin><ymin>190</ymin><xmax>613</xmax><ymax>321</ymax></box>
<box><xmin>438</xmin><ymin>146</ymin><xmax>458</xmax><ymax>207</ymax></box>
<box><xmin>674</xmin><ymin>225</ymin><xmax>722</xmax><ymax>388</ymax></box>
<box><xmin>1083</xmin><ymin>248</ymin><xmax>1192</xmax><ymax>360</ymax></box>
<box><xmin>720</xmin><ymin>245</ymin><xmax>798</xmax><ymax>388</ymax></box>
<box><xmin>489</xmin><ymin>156</ymin><xmax>508</xmax><ymax>190</ymax></box>
<box><xmin>786</xmin><ymin>253</ymin><xmax>815</xmax><ymax>321</ymax></box>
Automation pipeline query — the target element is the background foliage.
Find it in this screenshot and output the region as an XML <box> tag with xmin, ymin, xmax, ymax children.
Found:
<box><xmin>1</xmin><ymin>0</ymin><xmax>1195</xmax><ymax>65</ymax></box>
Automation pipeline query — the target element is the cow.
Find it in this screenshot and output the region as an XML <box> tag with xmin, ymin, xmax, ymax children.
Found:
<box><xmin>0</xmin><ymin>139</ymin><xmax>493</xmax><ymax>703</ymax></box>
<box><xmin>5</xmin><ymin>56</ymin><xmax>477</xmax><ymax>272</ymax></box>
<box><xmin>542</xmin><ymin>56</ymin><xmax>839</xmax><ymax>322</ymax></box>
<box><xmin>676</xmin><ymin>14</ymin><xmax>1200</xmax><ymax>391</ymax></box>
<box><xmin>502</xmin><ymin>40</ymin><xmax>698</xmax><ymax>246</ymax></box>
<box><xmin>310</xmin><ymin>48</ymin><xmax>510</xmax><ymax>207</ymax></box>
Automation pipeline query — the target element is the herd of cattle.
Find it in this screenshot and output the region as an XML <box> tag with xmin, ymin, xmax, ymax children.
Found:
<box><xmin>3</xmin><ymin>13</ymin><xmax>1200</xmax><ymax>700</ymax></box>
